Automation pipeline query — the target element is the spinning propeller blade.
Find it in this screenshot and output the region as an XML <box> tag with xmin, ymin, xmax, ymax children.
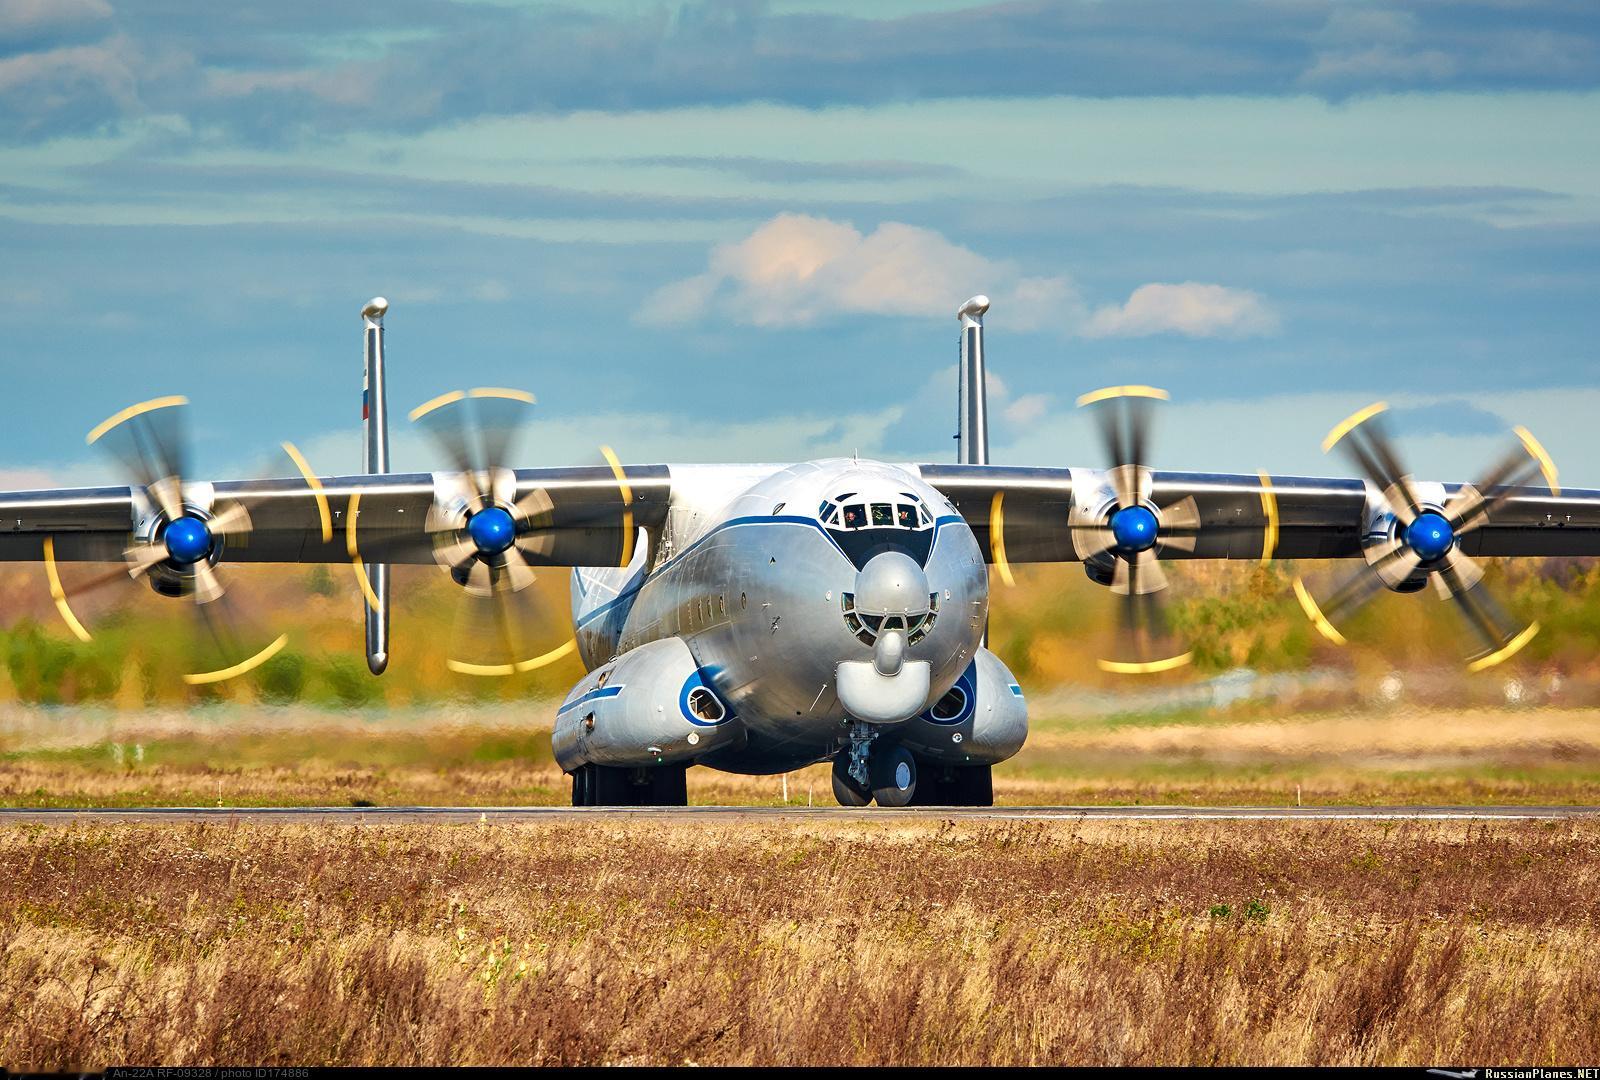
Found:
<box><xmin>1296</xmin><ymin>401</ymin><xmax>1548</xmax><ymax>669</ymax></box>
<box><xmin>406</xmin><ymin>387</ymin><xmax>589</xmax><ymax>677</ymax></box>
<box><xmin>1073</xmin><ymin>386</ymin><xmax>1196</xmax><ymax>674</ymax></box>
<box><xmin>42</xmin><ymin>397</ymin><xmax>297</xmax><ymax>685</ymax></box>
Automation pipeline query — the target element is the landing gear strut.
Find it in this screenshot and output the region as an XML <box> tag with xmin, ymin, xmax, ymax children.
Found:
<box><xmin>570</xmin><ymin>763</ymin><xmax>688</xmax><ymax>806</ymax></box>
<box><xmin>831</xmin><ymin>722</ymin><xmax>920</xmax><ymax>806</ymax></box>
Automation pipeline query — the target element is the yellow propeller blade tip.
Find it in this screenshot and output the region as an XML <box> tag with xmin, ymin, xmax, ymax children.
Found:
<box><xmin>1292</xmin><ymin>576</ymin><xmax>1347</xmax><ymax>646</ymax></box>
<box><xmin>85</xmin><ymin>395</ymin><xmax>189</xmax><ymax>445</ymax></box>
<box><xmin>1321</xmin><ymin>401</ymin><xmax>1388</xmax><ymax>454</ymax></box>
<box><xmin>1076</xmin><ymin>385</ymin><xmax>1169</xmax><ymax>408</ymax></box>
<box><xmin>1098</xmin><ymin>652</ymin><xmax>1192</xmax><ymax>675</ymax></box>
<box><xmin>408</xmin><ymin>389</ymin><xmax>466</xmax><ymax>422</ymax></box>
<box><xmin>281</xmin><ymin>441</ymin><xmax>333</xmax><ymax>543</ymax></box>
<box><xmin>989</xmin><ymin>490</ymin><xmax>1015</xmax><ymax>587</ymax></box>
<box><xmin>42</xmin><ymin>537</ymin><xmax>93</xmax><ymax>643</ymax></box>
<box><xmin>1512</xmin><ymin>425</ymin><xmax>1560</xmax><ymax>496</ymax></box>
<box><xmin>1467</xmin><ymin>622</ymin><xmax>1540</xmax><ymax>673</ymax></box>
<box><xmin>467</xmin><ymin>387</ymin><xmax>536</xmax><ymax>404</ymax></box>
<box><xmin>183</xmin><ymin>634</ymin><xmax>290</xmax><ymax>686</ymax></box>
<box><xmin>1257</xmin><ymin>472</ymin><xmax>1280</xmax><ymax>566</ymax></box>
<box><xmin>446</xmin><ymin>639</ymin><xmax>577</xmax><ymax>677</ymax></box>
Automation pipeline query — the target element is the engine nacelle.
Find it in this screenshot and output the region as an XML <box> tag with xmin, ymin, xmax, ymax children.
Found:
<box><xmin>893</xmin><ymin>647</ymin><xmax>1027</xmax><ymax>766</ymax></box>
<box><xmin>552</xmin><ymin>637</ymin><xmax>747</xmax><ymax>773</ymax></box>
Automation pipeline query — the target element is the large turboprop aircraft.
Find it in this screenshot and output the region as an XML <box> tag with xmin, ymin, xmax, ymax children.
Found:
<box><xmin>3</xmin><ymin>295</ymin><xmax>1595</xmax><ymax>806</ymax></box>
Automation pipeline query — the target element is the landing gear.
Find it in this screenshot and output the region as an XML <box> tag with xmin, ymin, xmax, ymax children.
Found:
<box><xmin>830</xmin><ymin>755</ymin><xmax>871</xmax><ymax>806</ymax></box>
<box><xmin>569</xmin><ymin>763</ymin><xmax>688</xmax><ymax>806</ymax></box>
<box><xmin>830</xmin><ymin>736</ymin><xmax>921</xmax><ymax>807</ymax></box>
<box><xmin>909</xmin><ymin>763</ymin><xmax>994</xmax><ymax>807</ymax></box>
<box><xmin>869</xmin><ymin>745</ymin><xmax>917</xmax><ymax>807</ymax></box>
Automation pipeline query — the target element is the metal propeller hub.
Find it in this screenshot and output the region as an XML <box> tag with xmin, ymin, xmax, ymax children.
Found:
<box><xmin>162</xmin><ymin>515</ymin><xmax>214</xmax><ymax>565</ymax></box>
<box><xmin>1110</xmin><ymin>504</ymin><xmax>1159</xmax><ymax>553</ymax></box>
<box><xmin>1404</xmin><ymin>510</ymin><xmax>1455</xmax><ymax>563</ymax></box>
<box><xmin>466</xmin><ymin>505</ymin><xmax>517</xmax><ymax>556</ymax></box>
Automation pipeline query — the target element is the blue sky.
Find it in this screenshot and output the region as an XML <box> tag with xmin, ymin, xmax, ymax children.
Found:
<box><xmin>2</xmin><ymin>0</ymin><xmax>1598</xmax><ymax>489</ymax></box>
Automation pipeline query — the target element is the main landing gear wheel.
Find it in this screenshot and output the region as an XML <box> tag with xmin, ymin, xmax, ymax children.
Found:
<box><xmin>571</xmin><ymin>763</ymin><xmax>688</xmax><ymax>806</ymax></box>
<box><xmin>869</xmin><ymin>745</ymin><xmax>918</xmax><ymax>808</ymax></box>
<box><xmin>831</xmin><ymin>754</ymin><xmax>871</xmax><ymax>807</ymax></box>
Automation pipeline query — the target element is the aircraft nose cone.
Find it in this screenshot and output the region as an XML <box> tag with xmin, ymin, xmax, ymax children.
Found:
<box><xmin>854</xmin><ymin>551</ymin><xmax>930</xmax><ymax>616</ymax></box>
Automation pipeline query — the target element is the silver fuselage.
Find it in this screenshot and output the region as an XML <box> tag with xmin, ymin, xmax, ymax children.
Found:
<box><xmin>569</xmin><ymin>459</ymin><xmax>989</xmax><ymax>773</ymax></box>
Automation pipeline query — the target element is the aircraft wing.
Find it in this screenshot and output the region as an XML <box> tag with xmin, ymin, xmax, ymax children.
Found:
<box><xmin>919</xmin><ymin>464</ymin><xmax>1600</xmax><ymax>564</ymax></box>
<box><xmin>0</xmin><ymin>466</ymin><xmax>670</xmax><ymax>568</ymax></box>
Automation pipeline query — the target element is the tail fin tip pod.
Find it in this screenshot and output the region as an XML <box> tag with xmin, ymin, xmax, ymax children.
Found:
<box><xmin>362</xmin><ymin>296</ymin><xmax>391</xmax><ymax>675</ymax></box>
<box><xmin>956</xmin><ymin>294</ymin><xmax>990</xmax><ymax>466</ymax></box>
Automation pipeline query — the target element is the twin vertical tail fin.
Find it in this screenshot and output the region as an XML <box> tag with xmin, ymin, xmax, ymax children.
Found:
<box><xmin>956</xmin><ymin>295</ymin><xmax>990</xmax><ymax>465</ymax></box>
<box><xmin>361</xmin><ymin>297</ymin><xmax>391</xmax><ymax>675</ymax></box>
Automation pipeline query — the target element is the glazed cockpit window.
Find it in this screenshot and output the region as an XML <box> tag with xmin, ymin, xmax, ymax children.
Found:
<box><xmin>829</xmin><ymin>491</ymin><xmax>935</xmax><ymax>531</ymax></box>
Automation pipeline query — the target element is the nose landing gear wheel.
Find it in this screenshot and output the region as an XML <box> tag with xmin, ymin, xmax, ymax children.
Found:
<box><xmin>831</xmin><ymin>754</ymin><xmax>871</xmax><ymax>807</ymax></box>
<box><xmin>869</xmin><ymin>745</ymin><xmax>917</xmax><ymax>807</ymax></box>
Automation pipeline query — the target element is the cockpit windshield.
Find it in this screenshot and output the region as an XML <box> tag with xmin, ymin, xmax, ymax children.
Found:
<box><xmin>820</xmin><ymin>490</ymin><xmax>932</xmax><ymax>531</ymax></box>
<box><xmin>820</xmin><ymin>487</ymin><xmax>936</xmax><ymax>568</ymax></box>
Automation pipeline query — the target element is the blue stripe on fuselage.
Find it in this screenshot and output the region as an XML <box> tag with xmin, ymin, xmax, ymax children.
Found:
<box><xmin>556</xmin><ymin>683</ymin><xmax>623</xmax><ymax>715</ymax></box>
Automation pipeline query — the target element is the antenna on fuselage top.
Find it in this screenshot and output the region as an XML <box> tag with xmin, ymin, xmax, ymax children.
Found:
<box><xmin>956</xmin><ymin>295</ymin><xmax>990</xmax><ymax>465</ymax></box>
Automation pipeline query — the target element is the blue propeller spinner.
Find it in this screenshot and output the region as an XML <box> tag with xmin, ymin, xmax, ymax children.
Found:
<box><xmin>162</xmin><ymin>515</ymin><xmax>213</xmax><ymax>565</ymax></box>
<box><xmin>1109</xmin><ymin>504</ymin><xmax>1159</xmax><ymax>553</ymax></box>
<box><xmin>1403</xmin><ymin>510</ymin><xmax>1455</xmax><ymax>563</ymax></box>
<box><xmin>466</xmin><ymin>505</ymin><xmax>518</xmax><ymax>555</ymax></box>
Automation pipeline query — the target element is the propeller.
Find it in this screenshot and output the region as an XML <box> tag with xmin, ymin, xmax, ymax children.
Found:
<box><xmin>1070</xmin><ymin>386</ymin><xmax>1203</xmax><ymax>674</ymax></box>
<box><xmin>44</xmin><ymin>396</ymin><xmax>293</xmax><ymax>685</ymax></box>
<box><xmin>400</xmin><ymin>387</ymin><xmax>614</xmax><ymax>677</ymax></box>
<box><xmin>1293</xmin><ymin>401</ymin><xmax>1556</xmax><ymax>671</ymax></box>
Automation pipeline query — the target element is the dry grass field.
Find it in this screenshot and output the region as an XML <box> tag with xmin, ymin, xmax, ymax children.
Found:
<box><xmin>2</xmin><ymin>816</ymin><xmax>1598</xmax><ymax>1067</ymax></box>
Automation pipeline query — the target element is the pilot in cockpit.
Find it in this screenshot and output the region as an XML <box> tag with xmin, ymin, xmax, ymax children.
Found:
<box><xmin>842</xmin><ymin>504</ymin><xmax>867</xmax><ymax>529</ymax></box>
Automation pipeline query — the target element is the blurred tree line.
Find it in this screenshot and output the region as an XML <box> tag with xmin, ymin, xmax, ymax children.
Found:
<box><xmin>3</xmin><ymin>558</ymin><xmax>1598</xmax><ymax>707</ymax></box>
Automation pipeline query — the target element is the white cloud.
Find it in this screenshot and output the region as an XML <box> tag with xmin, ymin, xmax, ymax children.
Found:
<box><xmin>0</xmin><ymin>467</ymin><xmax>58</xmax><ymax>490</ymax></box>
<box><xmin>1302</xmin><ymin>7</ymin><xmax>1457</xmax><ymax>87</ymax></box>
<box><xmin>1082</xmin><ymin>282</ymin><xmax>1279</xmax><ymax>339</ymax></box>
<box><xmin>1003</xmin><ymin>393</ymin><xmax>1050</xmax><ymax>426</ymax></box>
<box><xmin>637</xmin><ymin>213</ymin><xmax>1078</xmax><ymax>331</ymax></box>
<box><xmin>641</xmin><ymin>214</ymin><xmax>1277</xmax><ymax>340</ymax></box>
<box><xmin>0</xmin><ymin>0</ymin><xmax>111</xmax><ymax>37</ymax></box>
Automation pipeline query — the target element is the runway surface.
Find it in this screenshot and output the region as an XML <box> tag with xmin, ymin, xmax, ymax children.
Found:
<box><xmin>3</xmin><ymin>805</ymin><xmax>1599</xmax><ymax>824</ymax></box>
